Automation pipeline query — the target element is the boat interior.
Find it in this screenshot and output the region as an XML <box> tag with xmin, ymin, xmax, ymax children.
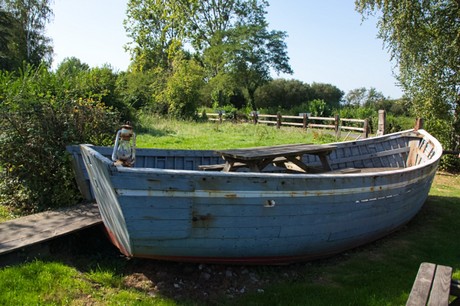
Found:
<box><xmin>69</xmin><ymin>131</ymin><xmax>437</xmax><ymax>175</ymax></box>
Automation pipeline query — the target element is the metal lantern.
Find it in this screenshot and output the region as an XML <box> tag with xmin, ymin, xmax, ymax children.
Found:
<box><xmin>112</xmin><ymin>122</ymin><xmax>136</xmax><ymax>167</ymax></box>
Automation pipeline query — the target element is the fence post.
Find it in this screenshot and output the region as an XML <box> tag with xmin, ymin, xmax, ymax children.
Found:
<box><xmin>276</xmin><ymin>112</ymin><xmax>282</xmax><ymax>129</ymax></box>
<box><xmin>363</xmin><ymin>119</ymin><xmax>369</xmax><ymax>138</ymax></box>
<box><xmin>303</xmin><ymin>113</ymin><xmax>308</xmax><ymax>129</ymax></box>
<box><xmin>252</xmin><ymin>111</ymin><xmax>258</xmax><ymax>124</ymax></box>
<box><xmin>377</xmin><ymin>110</ymin><xmax>386</xmax><ymax>136</ymax></box>
<box><xmin>334</xmin><ymin>114</ymin><xmax>340</xmax><ymax>138</ymax></box>
<box><xmin>414</xmin><ymin>118</ymin><xmax>424</xmax><ymax>131</ymax></box>
<box><xmin>218</xmin><ymin>111</ymin><xmax>223</xmax><ymax>124</ymax></box>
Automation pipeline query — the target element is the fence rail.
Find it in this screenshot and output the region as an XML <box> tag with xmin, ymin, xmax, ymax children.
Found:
<box><xmin>206</xmin><ymin>112</ymin><xmax>369</xmax><ymax>138</ymax></box>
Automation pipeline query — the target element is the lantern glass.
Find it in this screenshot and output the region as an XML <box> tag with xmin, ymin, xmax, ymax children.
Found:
<box><xmin>117</xmin><ymin>139</ymin><xmax>132</xmax><ymax>161</ymax></box>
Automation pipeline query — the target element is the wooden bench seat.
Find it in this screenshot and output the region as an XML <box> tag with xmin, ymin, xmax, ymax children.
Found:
<box><xmin>198</xmin><ymin>162</ymin><xmax>246</xmax><ymax>171</ymax></box>
<box><xmin>406</xmin><ymin>262</ymin><xmax>460</xmax><ymax>306</ymax></box>
<box><xmin>199</xmin><ymin>157</ymin><xmax>293</xmax><ymax>172</ymax></box>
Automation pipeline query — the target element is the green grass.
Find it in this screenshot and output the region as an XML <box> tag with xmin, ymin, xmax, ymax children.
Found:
<box><xmin>0</xmin><ymin>260</ymin><xmax>175</xmax><ymax>305</ymax></box>
<box><xmin>0</xmin><ymin>261</ymin><xmax>89</xmax><ymax>305</ymax></box>
<box><xmin>136</xmin><ymin>116</ymin><xmax>339</xmax><ymax>149</ymax></box>
<box><xmin>0</xmin><ymin>118</ymin><xmax>459</xmax><ymax>305</ymax></box>
<box><xmin>0</xmin><ymin>205</ymin><xmax>14</xmax><ymax>223</ymax></box>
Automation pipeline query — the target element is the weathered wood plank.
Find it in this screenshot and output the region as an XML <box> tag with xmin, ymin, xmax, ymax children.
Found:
<box><xmin>0</xmin><ymin>203</ymin><xmax>101</xmax><ymax>255</ymax></box>
<box><xmin>428</xmin><ymin>265</ymin><xmax>452</xmax><ymax>306</ymax></box>
<box><xmin>406</xmin><ymin>263</ymin><xmax>456</xmax><ymax>306</ymax></box>
<box><xmin>198</xmin><ymin>162</ymin><xmax>246</xmax><ymax>171</ymax></box>
<box><xmin>406</xmin><ymin>262</ymin><xmax>436</xmax><ymax>306</ymax></box>
<box><xmin>332</xmin><ymin>146</ymin><xmax>410</xmax><ymax>165</ymax></box>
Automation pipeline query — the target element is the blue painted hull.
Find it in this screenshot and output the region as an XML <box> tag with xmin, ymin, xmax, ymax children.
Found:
<box><xmin>75</xmin><ymin>129</ymin><xmax>442</xmax><ymax>264</ymax></box>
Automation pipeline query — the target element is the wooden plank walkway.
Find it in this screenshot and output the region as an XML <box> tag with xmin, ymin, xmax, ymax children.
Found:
<box><xmin>0</xmin><ymin>203</ymin><xmax>101</xmax><ymax>256</ymax></box>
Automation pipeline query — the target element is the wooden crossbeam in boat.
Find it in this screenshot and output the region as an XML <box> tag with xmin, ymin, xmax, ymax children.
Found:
<box><xmin>198</xmin><ymin>162</ymin><xmax>246</xmax><ymax>171</ymax></box>
<box><xmin>0</xmin><ymin>203</ymin><xmax>101</xmax><ymax>256</ymax></box>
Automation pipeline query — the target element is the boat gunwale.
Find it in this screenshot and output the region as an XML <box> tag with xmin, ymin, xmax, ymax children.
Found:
<box><xmin>81</xmin><ymin>129</ymin><xmax>442</xmax><ymax>179</ymax></box>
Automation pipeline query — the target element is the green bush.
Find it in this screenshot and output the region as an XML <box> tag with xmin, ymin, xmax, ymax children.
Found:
<box><xmin>385</xmin><ymin>114</ymin><xmax>415</xmax><ymax>134</ymax></box>
<box><xmin>286</xmin><ymin>102</ymin><xmax>310</xmax><ymax>116</ymax></box>
<box><xmin>55</xmin><ymin>59</ymin><xmax>133</xmax><ymax>122</ymax></box>
<box><xmin>0</xmin><ymin>65</ymin><xmax>120</xmax><ymax>213</ymax></box>
<box><xmin>158</xmin><ymin>58</ymin><xmax>205</xmax><ymax>119</ymax></box>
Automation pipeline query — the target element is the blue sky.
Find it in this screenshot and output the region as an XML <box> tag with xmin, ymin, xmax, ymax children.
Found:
<box><xmin>46</xmin><ymin>0</ymin><xmax>402</xmax><ymax>98</ymax></box>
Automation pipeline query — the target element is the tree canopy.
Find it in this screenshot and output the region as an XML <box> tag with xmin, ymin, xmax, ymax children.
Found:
<box><xmin>356</xmin><ymin>0</ymin><xmax>460</xmax><ymax>149</ymax></box>
<box><xmin>124</xmin><ymin>0</ymin><xmax>292</xmax><ymax>110</ymax></box>
<box><xmin>0</xmin><ymin>0</ymin><xmax>53</xmax><ymax>70</ymax></box>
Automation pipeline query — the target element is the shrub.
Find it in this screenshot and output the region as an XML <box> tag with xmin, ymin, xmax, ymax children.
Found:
<box><xmin>385</xmin><ymin>115</ymin><xmax>415</xmax><ymax>134</ymax></box>
<box><xmin>159</xmin><ymin>58</ymin><xmax>205</xmax><ymax>119</ymax></box>
<box><xmin>0</xmin><ymin>66</ymin><xmax>120</xmax><ymax>213</ymax></box>
<box><xmin>287</xmin><ymin>102</ymin><xmax>310</xmax><ymax>117</ymax></box>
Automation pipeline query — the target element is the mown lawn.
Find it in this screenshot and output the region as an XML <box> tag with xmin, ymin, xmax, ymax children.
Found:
<box><xmin>135</xmin><ymin>116</ymin><xmax>340</xmax><ymax>149</ymax></box>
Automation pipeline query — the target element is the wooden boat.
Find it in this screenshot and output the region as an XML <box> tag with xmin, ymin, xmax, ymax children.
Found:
<box><xmin>68</xmin><ymin>129</ymin><xmax>442</xmax><ymax>264</ymax></box>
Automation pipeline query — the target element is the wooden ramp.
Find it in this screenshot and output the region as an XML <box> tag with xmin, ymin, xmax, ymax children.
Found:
<box><xmin>0</xmin><ymin>203</ymin><xmax>101</xmax><ymax>256</ymax></box>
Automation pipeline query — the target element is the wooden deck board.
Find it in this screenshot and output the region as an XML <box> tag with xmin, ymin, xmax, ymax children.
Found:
<box><xmin>0</xmin><ymin>203</ymin><xmax>101</xmax><ymax>255</ymax></box>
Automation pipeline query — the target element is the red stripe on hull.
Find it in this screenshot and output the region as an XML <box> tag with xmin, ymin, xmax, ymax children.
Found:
<box><xmin>103</xmin><ymin>227</ymin><xmax>131</xmax><ymax>257</ymax></box>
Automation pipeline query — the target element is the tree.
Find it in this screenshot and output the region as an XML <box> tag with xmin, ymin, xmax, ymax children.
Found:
<box><xmin>189</xmin><ymin>0</ymin><xmax>293</xmax><ymax>108</ymax></box>
<box><xmin>0</xmin><ymin>0</ymin><xmax>53</xmax><ymax>69</ymax></box>
<box><xmin>0</xmin><ymin>10</ymin><xmax>20</xmax><ymax>70</ymax></box>
<box><xmin>124</xmin><ymin>0</ymin><xmax>185</xmax><ymax>71</ymax></box>
<box><xmin>345</xmin><ymin>87</ymin><xmax>387</xmax><ymax>107</ymax></box>
<box><xmin>184</xmin><ymin>0</ymin><xmax>238</xmax><ymax>66</ymax></box>
<box><xmin>226</xmin><ymin>13</ymin><xmax>293</xmax><ymax>109</ymax></box>
<box><xmin>356</xmin><ymin>0</ymin><xmax>460</xmax><ymax>150</ymax></box>
<box><xmin>344</xmin><ymin>87</ymin><xmax>367</xmax><ymax>107</ymax></box>
<box><xmin>254</xmin><ymin>79</ymin><xmax>311</xmax><ymax>111</ymax></box>
<box><xmin>55</xmin><ymin>57</ymin><xmax>90</xmax><ymax>77</ymax></box>
<box><xmin>159</xmin><ymin>56</ymin><xmax>205</xmax><ymax>118</ymax></box>
<box><xmin>124</xmin><ymin>0</ymin><xmax>292</xmax><ymax>112</ymax></box>
<box><xmin>310</xmin><ymin>82</ymin><xmax>344</xmax><ymax>112</ymax></box>
<box><xmin>116</xmin><ymin>69</ymin><xmax>157</xmax><ymax>110</ymax></box>
<box><xmin>55</xmin><ymin>59</ymin><xmax>133</xmax><ymax>120</ymax></box>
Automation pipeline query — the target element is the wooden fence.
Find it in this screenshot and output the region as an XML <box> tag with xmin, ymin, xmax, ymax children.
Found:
<box><xmin>206</xmin><ymin>112</ymin><xmax>369</xmax><ymax>138</ymax></box>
